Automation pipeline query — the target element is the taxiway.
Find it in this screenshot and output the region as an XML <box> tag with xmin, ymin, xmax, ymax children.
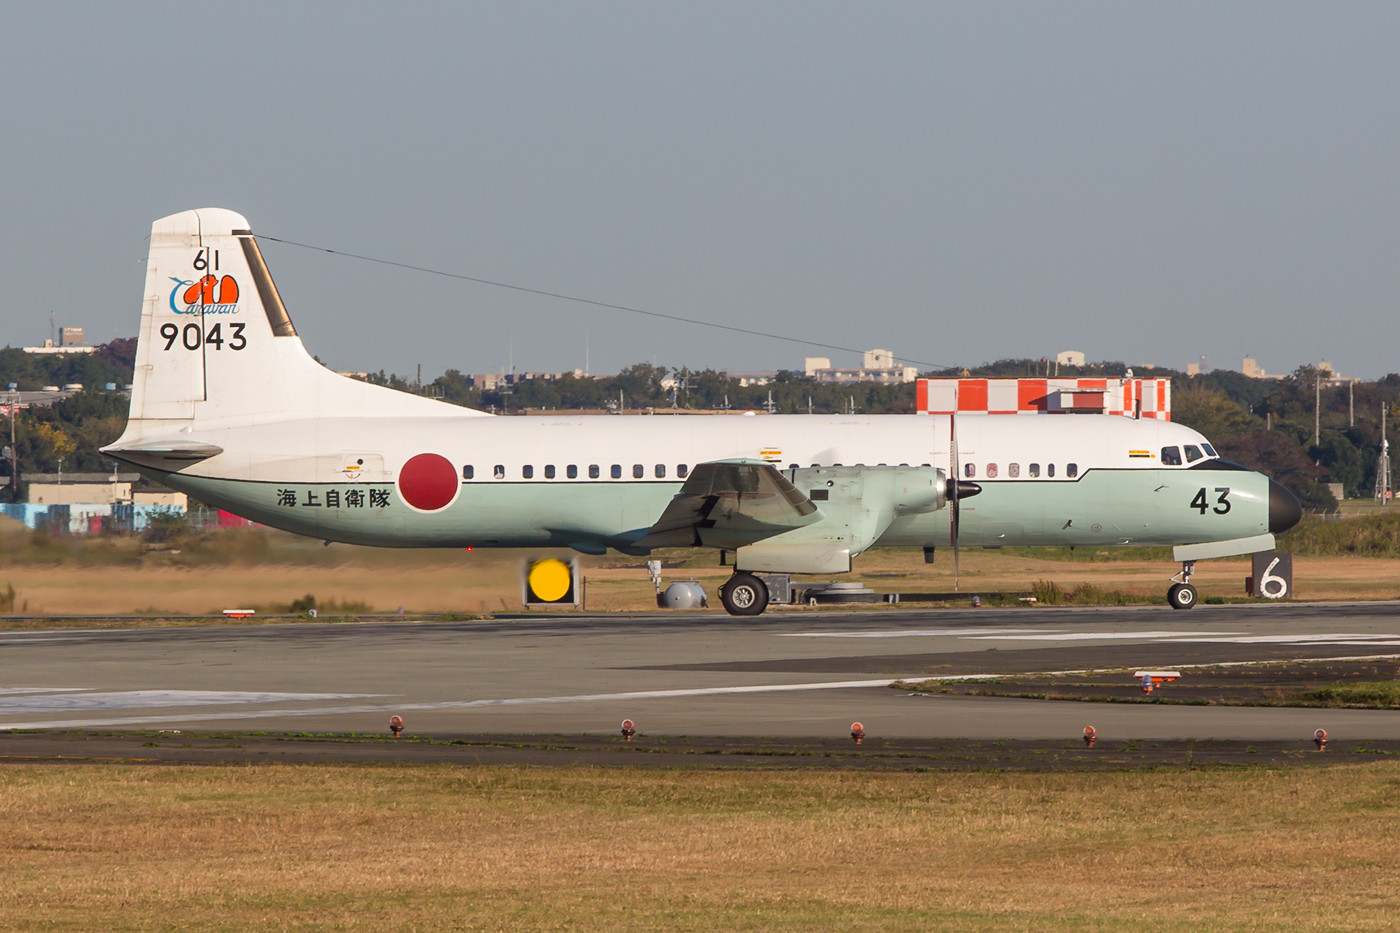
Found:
<box><xmin>3</xmin><ymin>602</ymin><xmax>1399</xmax><ymax>740</ymax></box>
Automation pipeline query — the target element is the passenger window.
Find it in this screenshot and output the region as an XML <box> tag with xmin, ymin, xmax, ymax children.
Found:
<box><xmin>986</xmin><ymin>463</ymin><xmax>998</xmax><ymax>478</ymax></box>
<box><xmin>678</xmin><ymin>464</ymin><xmax>689</xmax><ymax>478</ymax></box>
<box><xmin>589</xmin><ymin>464</ymin><xmax>600</xmax><ymax>479</ymax></box>
<box><xmin>654</xmin><ymin>464</ymin><xmax>666</xmax><ymax>478</ymax></box>
<box><xmin>567</xmin><ymin>464</ymin><xmax>578</xmax><ymax>479</ymax></box>
<box><xmin>544</xmin><ymin>464</ymin><xmax>556</xmax><ymax>479</ymax></box>
<box><xmin>1067</xmin><ymin>463</ymin><xmax>1078</xmax><ymax>478</ymax></box>
<box><xmin>964</xmin><ymin>463</ymin><xmax>976</xmax><ymax>479</ymax></box>
<box><xmin>493</xmin><ymin>464</ymin><xmax>505</xmax><ymax>480</ymax></box>
<box><xmin>1008</xmin><ymin>463</ymin><xmax>1020</xmax><ymax>478</ymax></box>
<box><xmin>633</xmin><ymin>464</ymin><xmax>644</xmax><ymax>479</ymax></box>
<box><xmin>1161</xmin><ymin>446</ymin><xmax>1182</xmax><ymax>466</ymax></box>
<box><xmin>462</xmin><ymin>465</ymin><xmax>474</xmax><ymax>480</ymax></box>
<box><xmin>522</xmin><ymin>465</ymin><xmax>533</xmax><ymax>479</ymax></box>
<box><xmin>1184</xmin><ymin>445</ymin><xmax>1203</xmax><ymax>463</ymax></box>
<box><xmin>1047</xmin><ymin>463</ymin><xmax>1056</xmax><ymax>478</ymax></box>
<box><xmin>611</xmin><ymin>464</ymin><xmax>622</xmax><ymax>479</ymax></box>
<box><xmin>1029</xmin><ymin>463</ymin><xmax>1040</xmax><ymax>478</ymax></box>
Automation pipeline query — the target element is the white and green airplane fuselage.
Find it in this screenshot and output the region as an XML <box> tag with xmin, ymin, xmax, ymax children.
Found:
<box><xmin>104</xmin><ymin>209</ymin><xmax>1302</xmax><ymax>614</ymax></box>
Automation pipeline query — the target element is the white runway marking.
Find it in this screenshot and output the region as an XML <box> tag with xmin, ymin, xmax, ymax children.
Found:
<box><xmin>0</xmin><ymin>690</ymin><xmax>382</xmax><ymax>714</ymax></box>
<box><xmin>0</xmin><ymin>678</ymin><xmax>918</xmax><ymax>730</ymax></box>
<box><xmin>0</xmin><ymin>687</ymin><xmax>85</xmax><ymax>695</ymax></box>
<box><xmin>963</xmin><ymin>631</ymin><xmax>1400</xmax><ymax>646</ymax></box>
<box><xmin>1191</xmin><ymin>634</ymin><xmax>1400</xmax><ymax>645</ymax></box>
<box><xmin>782</xmin><ymin>628</ymin><xmax>1058</xmax><ymax>639</ymax></box>
<box><xmin>963</xmin><ymin>631</ymin><xmax>1244</xmax><ymax>642</ymax></box>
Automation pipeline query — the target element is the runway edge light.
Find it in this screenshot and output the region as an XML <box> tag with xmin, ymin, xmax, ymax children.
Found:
<box><xmin>522</xmin><ymin>557</ymin><xmax>580</xmax><ymax>608</ymax></box>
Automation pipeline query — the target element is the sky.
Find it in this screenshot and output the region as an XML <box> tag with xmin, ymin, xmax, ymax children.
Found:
<box><xmin>2</xmin><ymin>2</ymin><xmax>1398</xmax><ymax>380</ymax></box>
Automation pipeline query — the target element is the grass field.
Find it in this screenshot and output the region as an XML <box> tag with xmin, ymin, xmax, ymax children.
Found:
<box><xmin>2</xmin><ymin>763</ymin><xmax>1398</xmax><ymax>931</ymax></box>
<box><xmin>4</xmin><ymin>521</ymin><xmax>1400</xmax><ymax>617</ymax></box>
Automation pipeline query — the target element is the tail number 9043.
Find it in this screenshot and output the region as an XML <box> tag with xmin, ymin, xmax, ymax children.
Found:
<box><xmin>1191</xmin><ymin>487</ymin><xmax>1231</xmax><ymax>515</ymax></box>
<box><xmin>160</xmin><ymin>322</ymin><xmax>246</xmax><ymax>352</ymax></box>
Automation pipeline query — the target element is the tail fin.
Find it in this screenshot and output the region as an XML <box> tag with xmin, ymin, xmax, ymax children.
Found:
<box><xmin>112</xmin><ymin>208</ymin><xmax>474</xmax><ymax>453</ymax></box>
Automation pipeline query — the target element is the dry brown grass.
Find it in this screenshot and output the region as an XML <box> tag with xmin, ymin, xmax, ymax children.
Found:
<box><xmin>2</xmin><ymin>763</ymin><xmax>1399</xmax><ymax>931</ymax></box>
<box><xmin>2</xmin><ymin>523</ymin><xmax>1399</xmax><ymax>616</ymax></box>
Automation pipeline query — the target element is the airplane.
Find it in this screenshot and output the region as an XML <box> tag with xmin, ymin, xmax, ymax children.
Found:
<box><xmin>103</xmin><ymin>208</ymin><xmax>1302</xmax><ymax>615</ymax></box>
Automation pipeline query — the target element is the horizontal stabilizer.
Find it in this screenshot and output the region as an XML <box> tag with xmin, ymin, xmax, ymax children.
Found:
<box><xmin>100</xmin><ymin>440</ymin><xmax>224</xmax><ymax>471</ymax></box>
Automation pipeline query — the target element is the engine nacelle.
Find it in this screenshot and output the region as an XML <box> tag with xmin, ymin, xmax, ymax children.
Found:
<box><xmin>787</xmin><ymin>464</ymin><xmax>948</xmax><ymax>515</ymax></box>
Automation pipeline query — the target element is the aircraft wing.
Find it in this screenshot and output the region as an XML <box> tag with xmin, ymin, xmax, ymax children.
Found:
<box><xmin>635</xmin><ymin>459</ymin><xmax>820</xmax><ymax>550</ymax></box>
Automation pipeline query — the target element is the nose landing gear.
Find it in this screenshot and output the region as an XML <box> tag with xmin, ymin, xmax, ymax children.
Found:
<box><xmin>1167</xmin><ymin>560</ymin><xmax>1198</xmax><ymax>610</ymax></box>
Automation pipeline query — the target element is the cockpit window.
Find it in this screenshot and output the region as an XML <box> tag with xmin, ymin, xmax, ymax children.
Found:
<box><xmin>1184</xmin><ymin>444</ymin><xmax>1203</xmax><ymax>463</ymax></box>
<box><xmin>1161</xmin><ymin>446</ymin><xmax>1183</xmax><ymax>466</ymax></box>
<box><xmin>1202</xmin><ymin>443</ymin><xmax>1217</xmax><ymax>457</ymax></box>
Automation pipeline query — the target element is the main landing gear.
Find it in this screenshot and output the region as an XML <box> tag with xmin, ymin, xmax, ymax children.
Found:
<box><xmin>1167</xmin><ymin>560</ymin><xmax>1198</xmax><ymax>610</ymax></box>
<box><xmin>719</xmin><ymin>572</ymin><xmax>769</xmax><ymax>616</ymax></box>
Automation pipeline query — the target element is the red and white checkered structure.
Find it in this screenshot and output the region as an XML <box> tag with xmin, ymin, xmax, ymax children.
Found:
<box><xmin>916</xmin><ymin>378</ymin><xmax>1171</xmax><ymax>420</ymax></box>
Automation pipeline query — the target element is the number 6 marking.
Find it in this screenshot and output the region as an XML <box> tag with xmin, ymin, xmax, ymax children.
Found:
<box><xmin>1259</xmin><ymin>557</ymin><xmax>1288</xmax><ymax>598</ymax></box>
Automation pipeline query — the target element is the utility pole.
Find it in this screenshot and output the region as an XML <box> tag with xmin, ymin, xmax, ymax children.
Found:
<box><xmin>1314</xmin><ymin>371</ymin><xmax>1321</xmax><ymax>447</ymax></box>
<box><xmin>1376</xmin><ymin>404</ymin><xmax>1393</xmax><ymax>505</ymax></box>
<box><xmin>1349</xmin><ymin>380</ymin><xmax>1354</xmax><ymax>427</ymax></box>
<box><xmin>5</xmin><ymin>382</ymin><xmax>17</xmax><ymax>500</ymax></box>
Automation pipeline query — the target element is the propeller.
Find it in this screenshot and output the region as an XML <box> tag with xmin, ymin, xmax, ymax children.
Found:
<box><xmin>947</xmin><ymin>410</ymin><xmax>982</xmax><ymax>592</ymax></box>
<box><xmin>950</xmin><ymin>410</ymin><xmax>959</xmax><ymax>590</ymax></box>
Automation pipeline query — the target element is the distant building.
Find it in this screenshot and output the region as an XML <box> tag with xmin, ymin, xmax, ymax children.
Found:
<box><xmin>22</xmin><ymin>339</ymin><xmax>97</xmax><ymax>356</ymax></box>
<box><xmin>1239</xmin><ymin>357</ymin><xmax>1355</xmax><ymax>385</ymax></box>
<box><xmin>1315</xmin><ymin>361</ymin><xmax>1359</xmax><ymax>387</ymax></box>
<box><xmin>806</xmin><ymin>349</ymin><xmax>918</xmax><ymax>386</ymax></box>
<box><xmin>1241</xmin><ymin>357</ymin><xmax>1286</xmax><ymax>380</ymax></box>
<box><xmin>727</xmin><ymin>371</ymin><xmax>779</xmax><ymax>387</ymax></box>
<box><xmin>22</xmin><ymin>324</ymin><xmax>96</xmax><ymax>355</ymax></box>
<box><xmin>1055</xmin><ymin>350</ymin><xmax>1085</xmax><ymax>367</ymax></box>
<box><xmin>464</xmin><ymin>371</ymin><xmax>568</xmax><ymax>392</ymax></box>
<box><xmin>863</xmin><ymin>349</ymin><xmax>894</xmax><ymax>370</ymax></box>
<box><xmin>26</xmin><ymin>472</ymin><xmax>140</xmax><ymax>506</ymax></box>
<box><xmin>918</xmin><ymin>377</ymin><xmax>1171</xmax><ymax>420</ymax></box>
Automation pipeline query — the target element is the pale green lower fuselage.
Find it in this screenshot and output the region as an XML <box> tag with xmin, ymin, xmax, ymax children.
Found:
<box><xmin>141</xmin><ymin>412</ymin><xmax>1272</xmax><ymax>559</ymax></box>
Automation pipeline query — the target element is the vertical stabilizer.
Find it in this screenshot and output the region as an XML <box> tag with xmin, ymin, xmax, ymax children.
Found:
<box><xmin>115</xmin><ymin>208</ymin><xmax>479</xmax><ymax>450</ymax></box>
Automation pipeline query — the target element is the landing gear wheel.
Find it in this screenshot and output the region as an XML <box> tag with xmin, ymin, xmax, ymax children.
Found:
<box><xmin>720</xmin><ymin>572</ymin><xmax>769</xmax><ymax>617</ymax></box>
<box><xmin>1167</xmin><ymin>582</ymin><xmax>1198</xmax><ymax>610</ymax></box>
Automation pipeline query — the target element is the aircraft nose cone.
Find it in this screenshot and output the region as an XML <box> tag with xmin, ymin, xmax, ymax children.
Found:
<box><xmin>1269</xmin><ymin>479</ymin><xmax>1302</xmax><ymax>534</ymax></box>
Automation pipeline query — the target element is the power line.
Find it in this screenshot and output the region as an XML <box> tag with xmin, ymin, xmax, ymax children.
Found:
<box><xmin>259</xmin><ymin>235</ymin><xmax>949</xmax><ymax>371</ymax></box>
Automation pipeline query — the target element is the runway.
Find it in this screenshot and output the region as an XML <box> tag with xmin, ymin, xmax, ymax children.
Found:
<box><xmin>3</xmin><ymin>602</ymin><xmax>1400</xmax><ymax>740</ymax></box>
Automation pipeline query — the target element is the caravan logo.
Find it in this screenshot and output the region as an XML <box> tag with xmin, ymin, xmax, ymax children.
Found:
<box><xmin>169</xmin><ymin>275</ymin><xmax>241</xmax><ymax>315</ymax></box>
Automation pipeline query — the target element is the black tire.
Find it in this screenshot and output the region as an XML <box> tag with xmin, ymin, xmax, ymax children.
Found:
<box><xmin>1167</xmin><ymin>582</ymin><xmax>1198</xmax><ymax>610</ymax></box>
<box><xmin>720</xmin><ymin>572</ymin><xmax>769</xmax><ymax>616</ymax></box>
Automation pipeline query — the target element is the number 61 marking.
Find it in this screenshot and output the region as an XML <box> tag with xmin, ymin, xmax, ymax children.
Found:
<box><xmin>1191</xmin><ymin>487</ymin><xmax>1231</xmax><ymax>514</ymax></box>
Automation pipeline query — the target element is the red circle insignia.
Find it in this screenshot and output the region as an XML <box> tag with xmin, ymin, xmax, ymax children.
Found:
<box><xmin>397</xmin><ymin>453</ymin><xmax>459</xmax><ymax>511</ymax></box>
